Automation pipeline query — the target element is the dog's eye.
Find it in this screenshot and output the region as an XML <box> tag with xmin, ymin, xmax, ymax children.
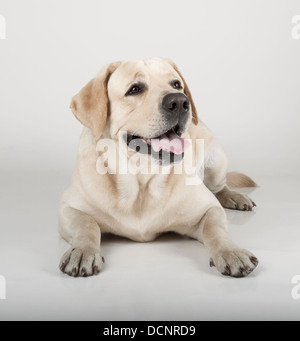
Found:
<box><xmin>125</xmin><ymin>84</ymin><xmax>144</xmax><ymax>96</ymax></box>
<box><xmin>172</xmin><ymin>80</ymin><xmax>183</xmax><ymax>90</ymax></box>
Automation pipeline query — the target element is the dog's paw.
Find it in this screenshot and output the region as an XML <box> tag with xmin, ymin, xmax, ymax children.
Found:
<box><xmin>210</xmin><ymin>248</ymin><xmax>258</xmax><ymax>278</ymax></box>
<box><xmin>59</xmin><ymin>247</ymin><xmax>104</xmax><ymax>277</ymax></box>
<box><xmin>216</xmin><ymin>189</ymin><xmax>256</xmax><ymax>211</ymax></box>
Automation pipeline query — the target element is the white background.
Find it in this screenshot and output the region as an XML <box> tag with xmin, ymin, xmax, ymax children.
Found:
<box><xmin>0</xmin><ymin>0</ymin><xmax>300</xmax><ymax>321</ymax></box>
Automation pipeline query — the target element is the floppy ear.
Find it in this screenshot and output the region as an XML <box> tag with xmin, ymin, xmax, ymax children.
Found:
<box><xmin>70</xmin><ymin>62</ymin><xmax>121</xmax><ymax>140</ymax></box>
<box><xmin>167</xmin><ymin>59</ymin><xmax>198</xmax><ymax>125</ymax></box>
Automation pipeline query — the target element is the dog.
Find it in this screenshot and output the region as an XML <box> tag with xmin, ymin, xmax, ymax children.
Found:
<box><xmin>59</xmin><ymin>58</ymin><xmax>258</xmax><ymax>278</ymax></box>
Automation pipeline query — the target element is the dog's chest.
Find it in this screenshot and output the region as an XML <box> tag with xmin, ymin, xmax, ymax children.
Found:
<box><xmin>98</xmin><ymin>173</ymin><xmax>199</xmax><ymax>242</ymax></box>
<box><xmin>116</xmin><ymin>174</ymin><xmax>167</xmax><ymax>211</ymax></box>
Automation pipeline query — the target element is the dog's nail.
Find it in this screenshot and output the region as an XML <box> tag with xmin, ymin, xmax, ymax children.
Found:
<box><xmin>93</xmin><ymin>266</ymin><xmax>100</xmax><ymax>275</ymax></box>
<box><xmin>60</xmin><ymin>262</ymin><xmax>66</xmax><ymax>271</ymax></box>
<box><xmin>222</xmin><ymin>265</ymin><xmax>231</xmax><ymax>276</ymax></box>
<box><xmin>245</xmin><ymin>266</ymin><xmax>251</xmax><ymax>273</ymax></box>
<box><xmin>240</xmin><ymin>267</ymin><xmax>247</xmax><ymax>276</ymax></box>
<box><xmin>252</xmin><ymin>201</ymin><xmax>257</xmax><ymax>207</ymax></box>
<box><xmin>81</xmin><ymin>268</ymin><xmax>86</xmax><ymax>277</ymax></box>
<box><xmin>72</xmin><ymin>268</ymin><xmax>78</xmax><ymax>277</ymax></box>
<box><xmin>243</xmin><ymin>204</ymin><xmax>247</xmax><ymax>211</ymax></box>
<box><xmin>210</xmin><ymin>259</ymin><xmax>215</xmax><ymax>267</ymax></box>
<box><xmin>250</xmin><ymin>257</ymin><xmax>259</xmax><ymax>266</ymax></box>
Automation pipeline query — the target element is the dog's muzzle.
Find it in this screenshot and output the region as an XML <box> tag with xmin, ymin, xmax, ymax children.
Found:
<box><xmin>124</xmin><ymin>93</ymin><xmax>192</xmax><ymax>166</ymax></box>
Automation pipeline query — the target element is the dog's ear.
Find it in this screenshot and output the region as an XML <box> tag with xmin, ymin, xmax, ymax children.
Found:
<box><xmin>70</xmin><ymin>62</ymin><xmax>121</xmax><ymax>140</ymax></box>
<box><xmin>166</xmin><ymin>59</ymin><xmax>198</xmax><ymax>125</ymax></box>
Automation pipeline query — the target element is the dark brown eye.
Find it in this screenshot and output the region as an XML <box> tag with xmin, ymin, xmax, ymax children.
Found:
<box><xmin>125</xmin><ymin>84</ymin><xmax>144</xmax><ymax>96</ymax></box>
<box><xmin>172</xmin><ymin>80</ymin><xmax>182</xmax><ymax>90</ymax></box>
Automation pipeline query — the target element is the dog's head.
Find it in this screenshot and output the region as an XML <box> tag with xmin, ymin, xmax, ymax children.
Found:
<box><xmin>71</xmin><ymin>58</ymin><xmax>198</xmax><ymax>165</ymax></box>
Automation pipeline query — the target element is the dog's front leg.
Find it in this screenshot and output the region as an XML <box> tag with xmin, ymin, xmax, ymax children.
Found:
<box><xmin>58</xmin><ymin>206</ymin><xmax>104</xmax><ymax>277</ymax></box>
<box><xmin>189</xmin><ymin>207</ymin><xmax>258</xmax><ymax>277</ymax></box>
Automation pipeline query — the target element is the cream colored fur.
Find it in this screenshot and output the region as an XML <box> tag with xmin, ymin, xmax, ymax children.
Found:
<box><xmin>59</xmin><ymin>58</ymin><xmax>258</xmax><ymax>278</ymax></box>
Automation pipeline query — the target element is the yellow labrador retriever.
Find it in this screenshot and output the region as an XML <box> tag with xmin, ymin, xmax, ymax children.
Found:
<box><xmin>59</xmin><ymin>58</ymin><xmax>258</xmax><ymax>278</ymax></box>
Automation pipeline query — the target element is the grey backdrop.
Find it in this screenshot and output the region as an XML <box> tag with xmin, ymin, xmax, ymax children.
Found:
<box><xmin>1</xmin><ymin>0</ymin><xmax>300</xmax><ymax>321</ymax></box>
<box><xmin>1</xmin><ymin>0</ymin><xmax>300</xmax><ymax>176</ymax></box>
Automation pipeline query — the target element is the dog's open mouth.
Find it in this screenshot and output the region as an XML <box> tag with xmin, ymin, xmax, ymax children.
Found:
<box><xmin>124</xmin><ymin>124</ymin><xmax>191</xmax><ymax>165</ymax></box>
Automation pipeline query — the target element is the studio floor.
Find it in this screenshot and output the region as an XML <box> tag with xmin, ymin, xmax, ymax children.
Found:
<box><xmin>0</xmin><ymin>170</ymin><xmax>299</xmax><ymax>321</ymax></box>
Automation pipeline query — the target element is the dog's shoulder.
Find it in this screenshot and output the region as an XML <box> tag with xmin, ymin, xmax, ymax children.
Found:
<box><xmin>188</xmin><ymin>119</ymin><xmax>214</xmax><ymax>141</ymax></box>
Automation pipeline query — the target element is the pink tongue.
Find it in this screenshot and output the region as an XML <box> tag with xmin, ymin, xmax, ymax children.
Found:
<box><xmin>151</xmin><ymin>131</ymin><xmax>190</xmax><ymax>155</ymax></box>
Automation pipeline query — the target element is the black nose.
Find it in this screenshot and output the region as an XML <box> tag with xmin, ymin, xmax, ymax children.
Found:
<box><xmin>162</xmin><ymin>93</ymin><xmax>190</xmax><ymax>115</ymax></box>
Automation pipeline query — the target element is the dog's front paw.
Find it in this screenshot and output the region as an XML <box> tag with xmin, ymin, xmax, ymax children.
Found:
<box><xmin>210</xmin><ymin>248</ymin><xmax>258</xmax><ymax>278</ymax></box>
<box><xmin>59</xmin><ymin>247</ymin><xmax>104</xmax><ymax>277</ymax></box>
<box><xmin>216</xmin><ymin>189</ymin><xmax>256</xmax><ymax>211</ymax></box>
